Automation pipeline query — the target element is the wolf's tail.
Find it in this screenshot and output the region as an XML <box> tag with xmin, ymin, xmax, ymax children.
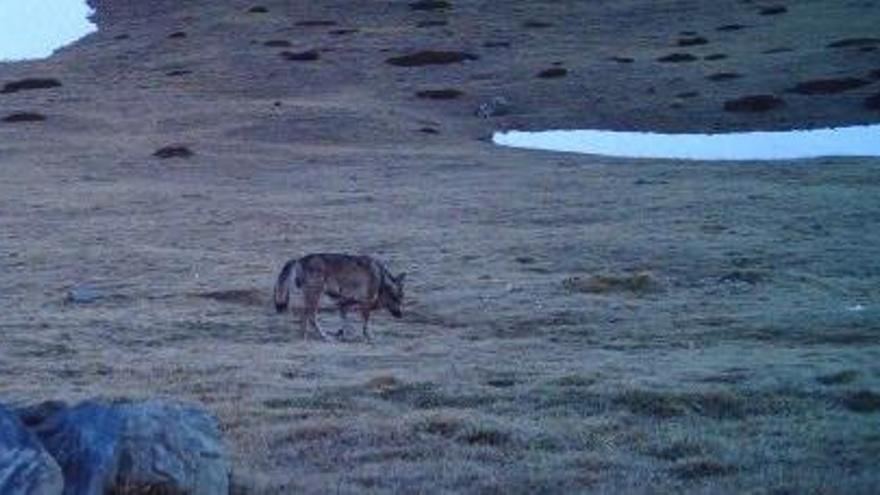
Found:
<box><xmin>274</xmin><ymin>258</ymin><xmax>298</xmax><ymax>313</ymax></box>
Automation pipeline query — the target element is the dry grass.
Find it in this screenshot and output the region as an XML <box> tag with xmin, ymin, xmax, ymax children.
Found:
<box><xmin>2</xmin><ymin>0</ymin><xmax>880</xmax><ymax>493</ymax></box>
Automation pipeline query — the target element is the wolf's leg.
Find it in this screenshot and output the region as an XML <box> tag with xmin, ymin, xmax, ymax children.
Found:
<box><xmin>311</xmin><ymin>314</ymin><xmax>332</xmax><ymax>341</ymax></box>
<box><xmin>359</xmin><ymin>306</ymin><xmax>374</xmax><ymax>343</ymax></box>
<box><xmin>299</xmin><ymin>308</ymin><xmax>309</xmax><ymax>341</ymax></box>
<box><xmin>336</xmin><ymin>304</ymin><xmax>350</xmax><ymax>340</ymax></box>
<box><xmin>306</xmin><ymin>289</ymin><xmax>332</xmax><ymax>341</ymax></box>
<box><xmin>302</xmin><ymin>286</ymin><xmax>325</xmax><ymax>340</ymax></box>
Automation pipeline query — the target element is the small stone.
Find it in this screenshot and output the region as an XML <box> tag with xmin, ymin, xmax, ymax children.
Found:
<box><xmin>475</xmin><ymin>96</ymin><xmax>511</xmax><ymax>118</ymax></box>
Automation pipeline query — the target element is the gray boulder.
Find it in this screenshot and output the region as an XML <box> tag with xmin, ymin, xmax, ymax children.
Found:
<box><xmin>22</xmin><ymin>399</ymin><xmax>229</xmax><ymax>495</ymax></box>
<box><xmin>0</xmin><ymin>403</ymin><xmax>63</xmax><ymax>495</ymax></box>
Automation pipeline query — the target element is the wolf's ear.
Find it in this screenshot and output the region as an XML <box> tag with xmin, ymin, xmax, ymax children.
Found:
<box><xmin>396</xmin><ymin>272</ymin><xmax>407</xmax><ymax>284</ymax></box>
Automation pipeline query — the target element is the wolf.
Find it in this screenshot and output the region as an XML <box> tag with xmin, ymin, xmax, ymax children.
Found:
<box><xmin>274</xmin><ymin>253</ymin><xmax>406</xmax><ymax>342</ymax></box>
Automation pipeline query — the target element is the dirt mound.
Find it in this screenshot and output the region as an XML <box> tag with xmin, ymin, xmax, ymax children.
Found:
<box><xmin>758</xmin><ymin>6</ymin><xmax>787</xmax><ymax>16</ymax></box>
<box><xmin>296</xmin><ymin>20</ymin><xmax>336</xmax><ymax>27</ymax></box>
<box><xmin>763</xmin><ymin>47</ymin><xmax>793</xmax><ymax>54</ymax></box>
<box><xmin>3</xmin><ymin>112</ymin><xmax>46</xmax><ymax>123</ymax></box>
<box><xmin>841</xmin><ymin>390</ymin><xmax>880</xmax><ymax>413</ymax></box>
<box><xmin>153</xmin><ymin>145</ymin><xmax>194</xmax><ymax>159</ymax></box>
<box><xmin>827</xmin><ymin>38</ymin><xmax>880</xmax><ymax>49</ymax></box>
<box><xmin>677</xmin><ymin>36</ymin><xmax>708</xmax><ymax>47</ymax></box>
<box><xmin>417</xmin><ymin>20</ymin><xmax>448</xmax><ymax>28</ymax></box>
<box><xmin>416</xmin><ymin>89</ymin><xmax>464</xmax><ymax>99</ymax></box>
<box><xmin>386</xmin><ymin>51</ymin><xmax>478</xmax><ymax>66</ymax></box>
<box><xmin>409</xmin><ymin>1</ymin><xmax>450</xmax><ymax>11</ymax></box>
<box><xmin>1</xmin><ymin>78</ymin><xmax>62</xmax><ymax>94</ymax></box>
<box><xmin>537</xmin><ymin>68</ymin><xmax>568</xmax><ymax>79</ymax></box>
<box><xmin>723</xmin><ymin>94</ymin><xmax>785</xmax><ymax>112</ymax></box>
<box><xmin>788</xmin><ymin>77</ymin><xmax>871</xmax><ymax>95</ymax></box>
<box><xmin>657</xmin><ymin>53</ymin><xmax>698</xmax><ymax>63</ymax></box>
<box><xmin>523</xmin><ymin>20</ymin><xmax>553</xmax><ymax>29</ymax></box>
<box><xmin>707</xmin><ymin>72</ymin><xmax>741</xmax><ymax>81</ymax></box>
<box><xmin>280</xmin><ymin>49</ymin><xmax>320</xmax><ymax>61</ymax></box>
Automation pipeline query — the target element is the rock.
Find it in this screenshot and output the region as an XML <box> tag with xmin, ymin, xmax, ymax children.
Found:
<box><xmin>64</xmin><ymin>285</ymin><xmax>102</xmax><ymax>305</ymax></box>
<box><xmin>25</xmin><ymin>399</ymin><xmax>229</xmax><ymax>495</ymax></box>
<box><xmin>475</xmin><ymin>96</ymin><xmax>511</xmax><ymax>118</ymax></box>
<box><xmin>0</xmin><ymin>404</ymin><xmax>64</xmax><ymax>495</ymax></box>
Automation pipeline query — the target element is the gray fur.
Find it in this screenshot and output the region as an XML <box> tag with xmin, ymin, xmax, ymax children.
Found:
<box><xmin>273</xmin><ymin>253</ymin><xmax>406</xmax><ymax>342</ymax></box>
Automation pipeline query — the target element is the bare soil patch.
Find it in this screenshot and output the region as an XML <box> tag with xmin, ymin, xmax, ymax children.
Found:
<box><xmin>3</xmin><ymin>1</ymin><xmax>880</xmax><ymax>493</ymax></box>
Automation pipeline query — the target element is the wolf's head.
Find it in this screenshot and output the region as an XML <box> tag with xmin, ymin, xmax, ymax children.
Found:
<box><xmin>380</xmin><ymin>272</ymin><xmax>406</xmax><ymax>318</ymax></box>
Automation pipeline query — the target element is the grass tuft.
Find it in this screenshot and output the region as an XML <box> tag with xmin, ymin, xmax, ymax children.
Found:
<box><xmin>816</xmin><ymin>370</ymin><xmax>859</xmax><ymax>386</ymax></box>
<box><xmin>670</xmin><ymin>457</ymin><xmax>737</xmax><ymax>479</ymax></box>
<box><xmin>841</xmin><ymin>390</ymin><xmax>880</xmax><ymax>413</ymax></box>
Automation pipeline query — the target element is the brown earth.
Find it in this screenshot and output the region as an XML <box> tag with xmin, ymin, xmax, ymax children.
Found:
<box><xmin>1</xmin><ymin>0</ymin><xmax>879</xmax><ymax>493</ymax></box>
